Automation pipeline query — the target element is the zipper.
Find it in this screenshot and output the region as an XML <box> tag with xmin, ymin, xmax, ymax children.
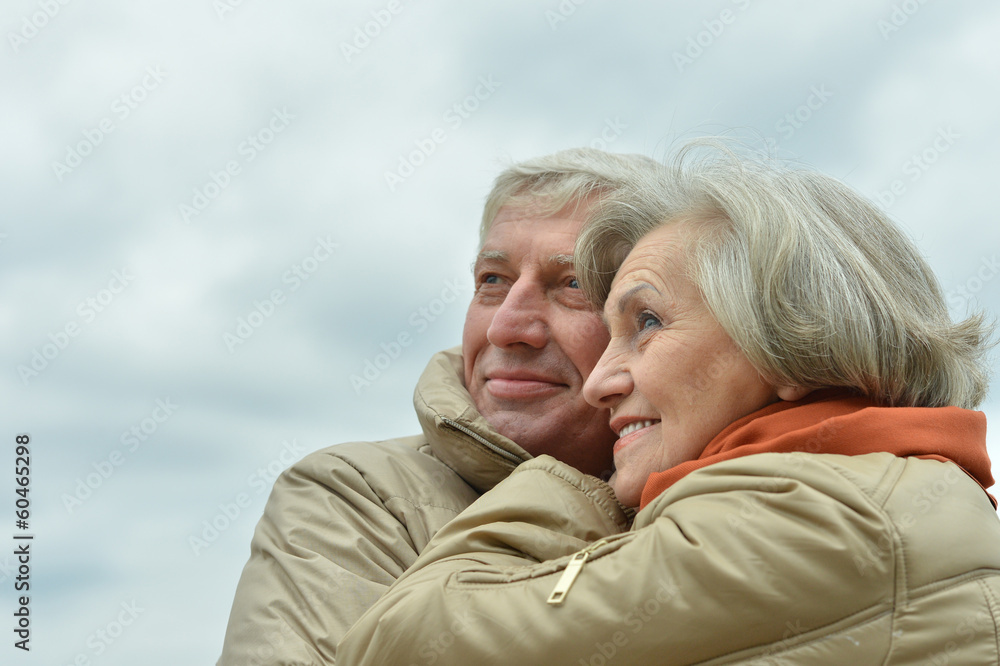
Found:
<box><xmin>442</xmin><ymin>418</ymin><xmax>632</xmax><ymax>606</ymax></box>
<box><xmin>441</xmin><ymin>418</ymin><xmax>525</xmax><ymax>466</ymax></box>
<box><xmin>547</xmin><ymin>538</ymin><xmax>610</xmax><ymax>606</ymax></box>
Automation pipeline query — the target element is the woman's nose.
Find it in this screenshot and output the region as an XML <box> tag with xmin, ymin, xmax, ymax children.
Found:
<box><xmin>583</xmin><ymin>344</ymin><xmax>633</xmax><ymax>409</ymax></box>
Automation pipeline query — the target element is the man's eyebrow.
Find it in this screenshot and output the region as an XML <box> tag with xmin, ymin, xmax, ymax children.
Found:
<box><xmin>474</xmin><ymin>250</ymin><xmax>507</xmax><ymax>264</ymax></box>
<box><xmin>472</xmin><ymin>251</ymin><xmax>574</xmax><ymax>269</ymax></box>
<box><xmin>470</xmin><ymin>250</ymin><xmax>507</xmax><ymax>273</ymax></box>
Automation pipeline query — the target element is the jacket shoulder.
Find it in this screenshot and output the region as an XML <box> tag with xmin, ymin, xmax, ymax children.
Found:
<box><xmin>218</xmin><ymin>435</ymin><xmax>484</xmax><ymax>665</ymax></box>
<box><xmin>644</xmin><ymin>451</ymin><xmax>1000</xmax><ymax>662</ymax></box>
<box><xmin>278</xmin><ymin>435</ymin><xmax>481</xmax><ymax>547</ymax></box>
<box><xmin>762</xmin><ymin>453</ymin><xmax>1000</xmax><ymax>582</ymax></box>
<box><xmin>292</xmin><ymin>434</ymin><xmax>434</xmax><ymax>479</ymax></box>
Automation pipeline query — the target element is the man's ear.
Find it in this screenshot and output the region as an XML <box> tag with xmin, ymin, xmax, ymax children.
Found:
<box><xmin>776</xmin><ymin>385</ymin><xmax>812</xmax><ymax>402</ymax></box>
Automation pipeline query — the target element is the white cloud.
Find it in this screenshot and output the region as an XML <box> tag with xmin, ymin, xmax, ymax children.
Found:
<box><xmin>4</xmin><ymin>3</ymin><xmax>999</xmax><ymax>664</ymax></box>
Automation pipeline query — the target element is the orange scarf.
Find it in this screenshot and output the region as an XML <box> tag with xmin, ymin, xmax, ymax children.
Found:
<box><xmin>640</xmin><ymin>391</ymin><xmax>996</xmax><ymax>510</ymax></box>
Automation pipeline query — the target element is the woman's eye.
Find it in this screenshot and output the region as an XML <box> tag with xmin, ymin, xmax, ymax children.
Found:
<box><xmin>638</xmin><ymin>312</ymin><xmax>660</xmax><ymax>330</ymax></box>
<box><xmin>567</xmin><ymin>277</ymin><xmax>580</xmax><ymax>289</ymax></box>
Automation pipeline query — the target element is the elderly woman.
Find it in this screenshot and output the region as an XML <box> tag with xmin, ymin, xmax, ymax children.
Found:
<box><xmin>337</xmin><ymin>145</ymin><xmax>1000</xmax><ymax>665</ymax></box>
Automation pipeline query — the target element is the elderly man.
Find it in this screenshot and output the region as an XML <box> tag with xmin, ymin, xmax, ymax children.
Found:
<box><xmin>217</xmin><ymin>148</ymin><xmax>661</xmax><ymax>665</ymax></box>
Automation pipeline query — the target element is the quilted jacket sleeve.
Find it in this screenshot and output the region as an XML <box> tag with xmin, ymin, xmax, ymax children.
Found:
<box><xmin>336</xmin><ymin>454</ymin><xmax>900</xmax><ymax>665</ymax></box>
<box><xmin>217</xmin><ymin>439</ymin><xmax>480</xmax><ymax>666</ymax></box>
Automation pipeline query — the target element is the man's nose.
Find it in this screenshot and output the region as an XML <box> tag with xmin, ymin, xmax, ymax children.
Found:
<box><xmin>485</xmin><ymin>278</ymin><xmax>548</xmax><ymax>349</ymax></box>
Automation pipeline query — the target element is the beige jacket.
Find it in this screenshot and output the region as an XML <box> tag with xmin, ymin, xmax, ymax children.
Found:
<box><xmin>218</xmin><ymin>348</ymin><xmax>528</xmax><ymax>665</ymax></box>
<box><xmin>337</xmin><ymin>451</ymin><xmax>1000</xmax><ymax>665</ymax></box>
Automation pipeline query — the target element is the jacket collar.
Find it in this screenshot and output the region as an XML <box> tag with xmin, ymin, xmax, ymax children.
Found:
<box><xmin>413</xmin><ymin>346</ymin><xmax>530</xmax><ymax>493</ymax></box>
<box><xmin>640</xmin><ymin>391</ymin><xmax>994</xmax><ymax>509</ymax></box>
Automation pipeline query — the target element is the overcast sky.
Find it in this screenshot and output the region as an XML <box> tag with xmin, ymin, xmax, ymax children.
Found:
<box><xmin>3</xmin><ymin>1</ymin><xmax>999</xmax><ymax>664</ymax></box>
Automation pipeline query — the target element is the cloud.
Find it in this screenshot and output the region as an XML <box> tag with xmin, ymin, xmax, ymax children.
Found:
<box><xmin>3</xmin><ymin>3</ymin><xmax>998</xmax><ymax>663</ymax></box>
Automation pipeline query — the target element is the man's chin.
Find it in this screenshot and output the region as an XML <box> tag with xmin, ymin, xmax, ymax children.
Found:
<box><xmin>478</xmin><ymin>389</ymin><xmax>580</xmax><ymax>422</ymax></box>
<box><xmin>477</xmin><ymin>408</ymin><xmax>563</xmax><ymax>450</ymax></box>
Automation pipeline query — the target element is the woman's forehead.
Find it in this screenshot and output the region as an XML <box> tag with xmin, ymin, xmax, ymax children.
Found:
<box><xmin>613</xmin><ymin>226</ymin><xmax>690</xmax><ymax>285</ymax></box>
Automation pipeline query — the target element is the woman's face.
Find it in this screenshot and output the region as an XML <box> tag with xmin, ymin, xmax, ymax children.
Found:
<box><xmin>583</xmin><ymin>223</ymin><xmax>781</xmax><ymax>507</ymax></box>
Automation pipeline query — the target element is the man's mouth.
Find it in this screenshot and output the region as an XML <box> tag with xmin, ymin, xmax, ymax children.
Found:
<box><xmin>485</xmin><ymin>372</ymin><xmax>566</xmax><ymax>399</ymax></box>
<box><xmin>487</xmin><ymin>370</ymin><xmax>563</xmax><ymax>383</ymax></box>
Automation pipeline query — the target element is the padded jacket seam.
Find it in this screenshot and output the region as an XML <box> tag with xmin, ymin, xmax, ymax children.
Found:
<box><xmin>815</xmin><ymin>455</ymin><xmax>905</xmax><ymax>666</ymax></box>
<box><xmin>978</xmin><ymin>577</ymin><xmax>1000</xmax><ymax>661</ymax></box>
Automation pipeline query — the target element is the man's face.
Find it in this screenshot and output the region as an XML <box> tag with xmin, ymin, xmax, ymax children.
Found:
<box><xmin>462</xmin><ymin>205</ymin><xmax>616</xmax><ymax>477</ymax></box>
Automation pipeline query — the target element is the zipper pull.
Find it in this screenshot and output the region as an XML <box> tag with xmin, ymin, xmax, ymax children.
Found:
<box><xmin>547</xmin><ymin>541</ymin><xmax>605</xmax><ymax>606</ymax></box>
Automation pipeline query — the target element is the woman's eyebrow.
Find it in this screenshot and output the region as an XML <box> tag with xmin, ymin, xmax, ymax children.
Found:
<box><xmin>603</xmin><ymin>283</ymin><xmax>658</xmax><ymax>327</ymax></box>
<box><xmin>616</xmin><ymin>283</ymin><xmax>657</xmax><ymax>315</ymax></box>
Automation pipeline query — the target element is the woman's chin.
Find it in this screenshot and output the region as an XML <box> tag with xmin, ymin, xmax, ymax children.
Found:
<box><xmin>610</xmin><ymin>471</ymin><xmax>642</xmax><ymax>509</ymax></box>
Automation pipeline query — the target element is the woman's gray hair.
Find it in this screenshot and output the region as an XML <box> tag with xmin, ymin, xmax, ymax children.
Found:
<box><xmin>576</xmin><ymin>140</ymin><xmax>994</xmax><ymax>409</ymax></box>
<box><xmin>480</xmin><ymin>148</ymin><xmax>663</xmax><ymax>247</ymax></box>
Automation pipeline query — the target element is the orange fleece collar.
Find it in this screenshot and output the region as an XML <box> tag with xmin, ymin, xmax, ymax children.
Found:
<box><xmin>639</xmin><ymin>391</ymin><xmax>995</xmax><ymax>510</ymax></box>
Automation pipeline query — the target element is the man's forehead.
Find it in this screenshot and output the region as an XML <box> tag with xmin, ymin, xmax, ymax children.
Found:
<box><xmin>482</xmin><ymin>207</ymin><xmax>585</xmax><ymax>250</ymax></box>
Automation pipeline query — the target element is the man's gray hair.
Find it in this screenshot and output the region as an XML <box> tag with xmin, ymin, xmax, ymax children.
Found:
<box><xmin>479</xmin><ymin>148</ymin><xmax>663</xmax><ymax>248</ymax></box>
<box><xmin>576</xmin><ymin>140</ymin><xmax>994</xmax><ymax>409</ymax></box>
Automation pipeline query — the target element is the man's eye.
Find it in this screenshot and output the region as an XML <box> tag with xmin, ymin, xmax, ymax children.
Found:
<box><xmin>568</xmin><ymin>277</ymin><xmax>580</xmax><ymax>289</ymax></box>
<box><xmin>638</xmin><ymin>312</ymin><xmax>660</xmax><ymax>330</ymax></box>
<box><xmin>482</xmin><ymin>274</ymin><xmax>501</xmax><ymax>285</ymax></box>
